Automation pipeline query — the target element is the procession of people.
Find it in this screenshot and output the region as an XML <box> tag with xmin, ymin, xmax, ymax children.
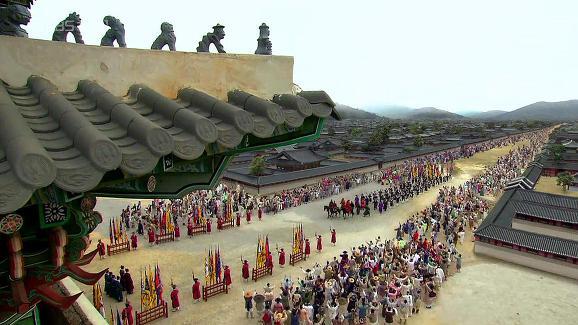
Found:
<box><xmin>237</xmin><ymin>131</ymin><xmax>547</xmax><ymax>324</ymax></box>
<box><xmin>93</xmin><ymin>129</ymin><xmax>549</xmax><ymax>324</ymax></box>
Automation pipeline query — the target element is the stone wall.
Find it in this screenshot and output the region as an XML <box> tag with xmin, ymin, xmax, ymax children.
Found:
<box><xmin>0</xmin><ymin>36</ymin><xmax>294</xmax><ymax>100</ymax></box>
<box><xmin>57</xmin><ymin>278</ymin><xmax>109</xmax><ymax>325</ymax></box>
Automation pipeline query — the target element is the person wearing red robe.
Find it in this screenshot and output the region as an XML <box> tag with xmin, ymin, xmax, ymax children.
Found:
<box><xmin>174</xmin><ymin>225</ymin><xmax>180</xmax><ymax>240</ymax></box>
<box><xmin>258</xmin><ymin>207</ymin><xmax>263</xmax><ymax>221</ymax></box>
<box><xmin>148</xmin><ymin>228</ymin><xmax>155</xmax><ymax>246</ymax></box>
<box><xmin>245</xmin><ymin>211</ymin><xmax>251</xmax><ymax>224</ymax></box>
<box><xmin>192</xmin><ymin>278</ymin><xmax>201</xmax><ymax>302</ymax></box>
<box><xmin>266</xmin><ymin>253</ymin><xmax>274</xmax><ymax>272</ymax></box>
<box><xmin>242</xmin><ymin>260</ymin><xmax>250</xmax><ymax>282</ymax></box>
<box><xmin>223</xmin><ymin>265</ymin><xmax>232</xmax><ymax>287</ymax></box>
<box><xmin>121</xmin><ymin>301</ymin><xmax>134</xmax><ymax>325</ymax></box>
<box><xmin>304</xmin><ymin>239</ymin><xmax>311</xmax><ymax>256</ymax></box>
<box><xmin>130</xmin><ymin>233</ymin><xmax>138</xmax><ymax>250</ymax></box>
<box><xmin>187</xmin><ymin>222</ymin><xmax>193</xmax><ymax>237</ymax></box>
<box><xmin>412</xmin><ymin>230</ymin><xmax>419</xmax><ymax>242</ymax></box>
<box><xmin>316</xmin><ymin>235</ymin><xmax>323</xmax><ymax>252</ymax></box>
<box><xmin>170</xmin><ymin>284</ymin><xmax>180</xmax><ymax>311</ymax></box>
<box><xmin>97</xmin><ymin>239</ymin><xmax>106</xmax><ymax>259</ymax></box>
<box><xmin>123</xmin><ymin>268</ymin><xmax>135</xmax><ymax>294</ymax></box>
<box><xmin>217</xmin><ymin>217</ymin><xmax>223</xmax><ymax>231</ymax></box>
<box><xmin>331</xmin><ymin>229</ymin><xmax>336</xmax><ymax>246</ymax></box>
<box><xmin>206</xmin><ymin>219</ymin><xmax>212</xmax><ymax>233</ymax></box>
<box><xmin>236</xmin><ymin>213</ymin><xmax>241</xmax><ymax>227</ymax></box>
<box><xmin>278</xmin><ymin>248</ymin><xmax>286</xmax><ymax>268</ymax></box>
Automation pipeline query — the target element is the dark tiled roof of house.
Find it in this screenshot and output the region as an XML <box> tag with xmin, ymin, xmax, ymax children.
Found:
<box><xmin>268</xmin><ymin>149</ymin><xmax>328</xmax><ymax>164</ymax></box>
<box><xmin>0</xmin><ymin>76</ymin><xmax>335</xmax><ymax>213</ymax></box>
<box><xmin>511</xmin><ymin>201</ymin><xmax>578</xmax><ymax>225</ymax></box>
<box><xmin>541</xmin><ymin>160</ymin><xmax>578</xmax><ymax>171</ymax></box>
<box><xmin>476</xmin><ymin>224</ymin><xmax>578</xmax><ymax>258</ymax></box>
<box><xmin>476</xmin><ymin>187</ymin><xmax>578</xmax><ymax>259</ymax></box>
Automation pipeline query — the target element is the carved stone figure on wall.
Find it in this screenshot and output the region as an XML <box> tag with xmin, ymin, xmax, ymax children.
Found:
<box><xmin>100</xmin><ymin>15</ymin><xmax>126</xmax><ymax>47</ymax></box>
<box><xmin>255</xmin><ymin>23</ymin><xmax>272</xmax><ymax>55</ymax></box>
<box><xmin>196</xmin><ymin>24</ymin><xmax>226</xmax><ymax>53</ymax></box>
<box><xmin>0</xmin><ymin>3</ymin><xmax>31</xmax><ymax>37</ymax></box>
<box><xmin>151</xmin><ymin>22</ymin><xmax>176</xmax><ymax>51</ymax></box>
<box><xmin>52</xmin><ymin>12</ymin><xmax>84</xmax><ymax>44</ymax></box>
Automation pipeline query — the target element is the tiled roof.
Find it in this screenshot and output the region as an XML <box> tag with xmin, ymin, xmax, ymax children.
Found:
<box><xmin>0</xmin><ymin>76</ymin><xmax>335</xmax><ymax>213</ymax></box>
<box><xmin>511</xmin><ymin>201</ymin><xmax>578</xmax><ymax>225</ymax></box>
<box><xmin>476</xmin><ymin>225</ymin><xmax>578</xmax><ymax>259</ymax></box>
<box><xmin>269</xmin><ymin>149</ymin><xmax>328</xmax><ymax>164</ymax></box>
<box><xmin>541</xmin><ymin>160</ymin><xmax>578</xmax><ymax>171</ymax></box>
<box><xmin>516</xmin><ymin>189</ymin><xmax>578</xmax><ymax>210</ymax></box>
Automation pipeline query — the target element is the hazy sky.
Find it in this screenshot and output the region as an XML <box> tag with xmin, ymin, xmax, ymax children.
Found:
<box><xmin>25</xmin><ymin>0</ymin><xmax>578</xmax><ymax>113</ymax></box>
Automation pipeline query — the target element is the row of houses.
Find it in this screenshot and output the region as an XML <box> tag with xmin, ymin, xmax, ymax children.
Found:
<box><xmin>475</xmin><ymin>127</ymin><xmax>578</xmax><ymax>280</ymax></box>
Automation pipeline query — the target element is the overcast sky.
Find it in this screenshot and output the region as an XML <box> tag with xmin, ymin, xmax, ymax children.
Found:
<box><xmin>25</xmin><ymin>0</ymin><xmax>578</xmax><ymax>113</ymax></box>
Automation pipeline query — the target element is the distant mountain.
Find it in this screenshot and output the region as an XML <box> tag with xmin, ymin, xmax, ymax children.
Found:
<box><xmin>406</xmin><ymin>107</ymin><xmax>466</xmax><ymax>120</ymax></box>
<box><xmin>334</xmin><ymin>103</ymin><xmax>380</xmax><ymax>119</ymax></box>
<box><xmin>366</xmin><ymin>105</ymin><xmax>414</xmax><ymax>119</ymax></box>
<box><xmin>496</xmin><ymin>100</ymin><xmax>578</xmax><ymax>121</ymax></box>
<box><xmin>465</xmin><ymin>110</ymin><xmax>508</xmax><ymax>120</ymax></box>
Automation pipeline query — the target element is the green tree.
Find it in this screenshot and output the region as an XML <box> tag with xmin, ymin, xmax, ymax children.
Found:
<box><xmin>556</xmin><ymin>172</ymin><xmax>574</xmax><ymax>191</ymax></box>
<box><xmin>342</xmin><ymin>138</ymin><xmax>352</xmax><ymax>152</ymax></box>
<box><xmin>413</xmin><ymin>135</ymin><xmax>424</xmax><ymax>147</ymax></box>
<box><xmin>349</xmin><ymin>127</ymin><xmax>362</xmax><ymax>137</ymax></box>
<box><xmin>432</xmin><ymin>121</ymin><xmax>443</xmax><ymax>132</ymax></box>
<box><xmin>250</xmin><ymin>155</ymin><xmax>266</xmax><ymax>176</ymax></box>
<box><xmin>548</xmin><ymin>144</ymin><xmax>565</xmax><ymax>161</ymax></box>
<box><xmin>409</xmin><ymin>123</ymin><xmax>423</xmax><ymax>135</ymax></box>
<box><xmin>486</xmin><ymin>121</ymin><xmax>496</xmax><ymax>129</ymax></box>
<box><xmin>449</xmin><ymin>125</ymin><xmax>464</xmax><ymax>135</ymax></box>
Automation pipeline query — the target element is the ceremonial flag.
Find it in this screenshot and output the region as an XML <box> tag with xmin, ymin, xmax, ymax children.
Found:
<box><xmin>256</xmin><ymin>236</ymin><xmax>262</xmax><ymax>267</ymax></box>
<box><xmin>204</xmin><ymin>255</ymin><xmax>209</xmax><ymax>283</ymax></box>
<box><xmin>109</xmin><ymin>220</ymin><xmax>113</xmax><ymax>244</ymax></box>
<box><xmin>211</xmin><ymin>249</ymin><xmax>217</xmax><ymax>284</ymax></box>
<box><xmin>155</xmin><ymin>264</ymin><xmax>163</xmax><ymax>304</ymax></box>
<box><xmin>148</xmin><ymin>265</ymin><xmax>157</xmax><ymax>308</ymax></box>
<box><xmin>116</xmin><ymin>308</ymin><xmax>123</xmax><ymax>325</ymax></box>
<box><xmin>92</xmin><ymin>283</ymin><xmax>105</xmax><ymax>317</ymax></box>
<box><xmin>216</xmin><ymin>246</ymin><xmax>222</xmax><ymax>282</ymax></box>
<box><xmin>110</xmin><ymin>308</ymin><xmax>116</xmax><ymax>325</ymax></box>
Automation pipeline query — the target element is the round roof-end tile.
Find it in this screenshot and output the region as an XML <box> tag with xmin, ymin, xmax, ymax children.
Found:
<box><xmin>0</xmin><ymin>175</ymin><xmax>34</xmax><ymax>214</ymax></box>
<box><xmin>14</xmin><ymin>151</ymin><xmax>56</xmax><ymax>188</ymax></box>
<box><xmin>87</xmin><ymin>138</ymin><xmax>122</xmax><ymax>171</ymax></box>
<box><xmin>193</xmin><ymin>118</ymin><xmax>219</xmax><ymax>144</ymax></box>
<box><xmin>273</xmin><ymin>94</ymin><xmax>312</xmax><ymax>117</ymax></box>
<box><xmin>145</xmin><ymin>127</ymin><xmax>174</xmax><ymax>156</ymax></box>
<box><xmin>173</xmin><ymin>136</ymin><xmax>205</xmax><ymax>160</ymax></box>
<box><xmin>233</xmin><ymin>110</ymin><xmax>254</xmax><ymax>134</ymax></box>
<box><xmin>267</xmin><ymin>105</ymin><xmax>285</xmax><ymax>125</ymax></box>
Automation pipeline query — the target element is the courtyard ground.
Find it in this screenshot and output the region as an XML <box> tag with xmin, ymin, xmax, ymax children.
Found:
<box><xmin>535</xmin><ymin>176</ymin><xmax>578</xmax><ymax>198</ymax></box>
<box><xmin>75</xmin><ymin>141</ymin><xmax>578</xmax><ymax>325</ymax></box>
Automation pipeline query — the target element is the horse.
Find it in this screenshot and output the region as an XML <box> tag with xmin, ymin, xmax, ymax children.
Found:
<box><xmin>324</xmin><ymin>205</ymin><xmax>339</xmax><ymax>218</ymax></box>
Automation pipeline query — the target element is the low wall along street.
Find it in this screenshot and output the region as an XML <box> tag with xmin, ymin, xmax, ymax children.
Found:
<box><xmin>224</xmin><ymin>136</ymin><xmax>521</xmax><ymax>195</ymax></box>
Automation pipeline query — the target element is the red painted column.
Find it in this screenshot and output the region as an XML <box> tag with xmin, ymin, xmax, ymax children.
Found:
<box><xmin>6</xmin><ymin>231</ymin><xmax>30</xmax><ymax>313</ymax></box>
<box><xmin>49</xmin><ymin>227</ymin><xmax>68</xmax><ymax>268</ymax></box>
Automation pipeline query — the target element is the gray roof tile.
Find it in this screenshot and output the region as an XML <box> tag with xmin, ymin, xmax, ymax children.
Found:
<box><xmin>477</xmin><ymin>225</ymin><xmax>578</xmax><ymax>259</ymax></box>
<box><xmin>0</xmin><ymin>76</ymin><xmax>336</xmax><ymax>213</ymax></box>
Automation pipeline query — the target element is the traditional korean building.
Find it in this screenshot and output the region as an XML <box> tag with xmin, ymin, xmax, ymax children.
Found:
<box><xmin>0</xmin><ymin>31</ymin><xmax>338</xmax><ymax>324</ymax></box>
<box><xmin>475</xmin><ymin>160</ymin><xmax>578</xmax><ymax>280</ymax></box>
<box><xmin>267</xmin><ymin>149</ymin><xmax>328</xmax><ymax>171</ymax></box>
